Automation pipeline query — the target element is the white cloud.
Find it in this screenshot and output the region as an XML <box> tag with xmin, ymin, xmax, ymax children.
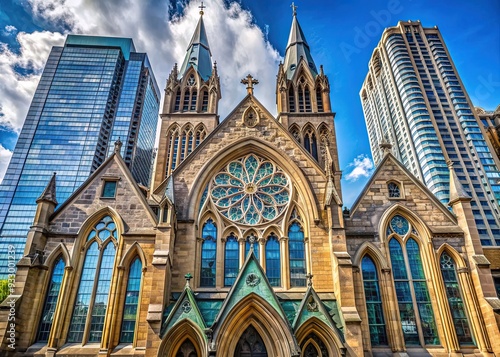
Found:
<box><xmin>25</xmin><ymin>0</ymin><xmax>281</xmax><ymax>117</ymax></box>
<box><xmin>3</xmin><ymin>25</ymin><xmax>17</xmax><ymax>35</ymax></box>
<box><xmin>0</xmin><ymin>145</ymin><xmax>13</xmax><ymax>184</ymax></box>
<box><xmin>0</xmin><ymin>30</ymin><xmax>66</xmax><ymax>132</ymax></box>
<box><xmin>345</xmin><ymin>154</ymin><xmax>374</xmax><ymax>182</ymax></box>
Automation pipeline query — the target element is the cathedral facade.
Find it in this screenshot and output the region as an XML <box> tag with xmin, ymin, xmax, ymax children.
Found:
<box><xmin>1</xmin><ymin>9</ymin><xmax>500</xmax><ymax>357</ymax></box>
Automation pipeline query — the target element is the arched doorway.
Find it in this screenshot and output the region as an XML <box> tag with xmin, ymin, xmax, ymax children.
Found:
<box><xmin>234</xmin><ymin>325</ymin><xmax>268</xmax><ymax>357</ymax></box>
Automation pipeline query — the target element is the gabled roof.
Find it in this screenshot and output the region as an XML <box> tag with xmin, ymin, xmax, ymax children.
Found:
<box><xmin>161</xmin><ymin>279</ymin><xmax>207</xmax><ymax>337</ymax></box>
<box><xmin>50</xmin><ymin>150</ymin><xmax>158</xmax><ymax>226</ymax></box>
<box><xmin>349</xmin><ymin>153</ymin><xmax>458</xmax><ymax>223</ymax></box>
<box><xmin>178</xmin><ymin>14</ymin><xmax>212</xmax><ymax>82</ymax></box>
<box><xmin>212</xmin><ymin>247</ymin><xmax>290</xmax><ymax>329</ymax></box>
<box><xmin>283</xmin><ymin>12</ymin><xmax>318</xmax><ymax>80</ymax></box>
<box><xmin>292</xmin><ymin>285</ymin><xmax>344</xmax><ymax>343</ymax></box>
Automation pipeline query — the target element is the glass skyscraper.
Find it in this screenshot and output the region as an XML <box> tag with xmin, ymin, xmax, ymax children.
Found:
<box><xmin>360</xmin><ymin>21</ymin><xmax>500</xmax><ymax>245</ymax></box>
<box><xmin>0</xmin><ymin>35</ymin><xmax>160</xmax><ymax>276</ymax></box>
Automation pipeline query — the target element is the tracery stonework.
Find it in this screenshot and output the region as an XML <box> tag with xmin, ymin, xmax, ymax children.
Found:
<box><xmin>210</xmin><ymin>154</ymin><xmax>290</xmax><ymax>225</ymax></box>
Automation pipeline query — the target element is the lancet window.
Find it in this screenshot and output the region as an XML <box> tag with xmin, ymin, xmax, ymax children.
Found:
<box><xmin>266</xmin><ymin>233</ymin><xmax>281</xmax><ymax>287</ymax></box>
<box><xmin>200</xmin><ymin>219</ymin><xmax>217</xmax><ymax>287</ymax></box>
<box><xmin>224</xmin><ymin>233</ymin><xmax>239</xmax><ymax>287</ymax></box>
<box><xmin>387</xmin><ymin>215</ymin><xmax>439</xmax><ymax>346</ymax></box>
<box><xmin>120</xmin><ymin>257</ymin><xmax>142</xmax><ymax>343</ymax></box>
<box><xmin>289</xmin><ymin>210</ymin><xmax>306</xmax><ymax>287</ymax></box>
<box><xmin>37</xmin><ymin>256</ymin><xmax>65</xmax><ymax>342</ymax></box>
<box><xmin>67</xmin><ymin>215</ymin><xmax>118</xmax><ymax>343</ymax></box>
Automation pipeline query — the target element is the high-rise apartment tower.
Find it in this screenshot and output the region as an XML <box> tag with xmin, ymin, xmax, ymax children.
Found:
<box><xmin>360</xmin><ymin>21</ymin><xmax>500</xmax><ymax>245</ymax></box>
<box><xmin>0</xmin><ymin>35</ymin><xmax>160</xmax><ymax>276</ymax></box>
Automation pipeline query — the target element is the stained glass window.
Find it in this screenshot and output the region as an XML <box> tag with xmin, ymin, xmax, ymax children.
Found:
<box><xmin>440</xmin><ymin>252</ymin><xmax>474</xmax><ymax>345</ymax></box>
<box><xmin>200</xmin><ymin>219</ymin><xmax>217</xmax><ymax>287</ymax></box>
<box><xmin>120</xmin><ymin>257</ymin><xmax>142</xmax><ymax>343</ymax></box>
<box><xmin>67</xmin><ymin>216</ymin><xmax>118</xmax><ymax>343</ymax></box>
<box><xmin>289</xmin><ymin>87</ymin><xmax>295</xmax><ymax>112</ymax></box>
<box><xmin>289</xmin><ymin>222</ymin><xmax>306</xmax><ymax>287</ymax></box>
<box><xmin>190</xmin><ymin>89</ymin><xmax>197</xmax><ymax>111</ymax></box>
<box><xmin>388</xmin><ymin>182</ymin><xmax>401</xmax><ymax>198</ymax></box>
<box><xmin>201</xmin><ymin>90</ymin><xmax>208</xmax><ymax>112</ymax></box>
<box><xmin>388</xmin><ymin>219</ymin><xmax>440</xmax><ymax>346</ymax></box>
<box><xmin>210</xmin><ymin>155</ymin><xmax>290</xmax><ymax>225</ymax></box>
<box><xmin>362</xmin><ymin>256</ymin><xmax>388</xmax><ymax>345</ymax></box>
<box><xmin>316</xmin><ymin>87</ymin><xmax>324</xmax><ymax>112</ymax></box>
<box><xmin>37</xmin><ymin>256</ymin><xmax>65</xmax><ymax>342</ymax></box>
<box><xmin>235</xmin><ymin>325</ymin><xmax>268</xmax><ymax>357</ymax></box>
<box><xmin>245</xmin><ymin>235</ymin><xmax>259</xmax><ymax>261</ymax></box>
<box><xmin>266</xmin><ymin>234</ymin><xmax>281</xmax><ymax>287</ymax></box>
<box><xmin>224</xmin><ymin>233</ymin><xmax>239</xmax><ymax>287</ymax></box>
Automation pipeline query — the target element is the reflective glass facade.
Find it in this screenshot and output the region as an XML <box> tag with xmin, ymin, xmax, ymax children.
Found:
<box><xmin>0</xmin><ymin>36</ymin><xmax>160</xmax><ymax>277</ymax></box>
<box><xmin>361</xmin><ymin>22</ymin><xmax>500</xmax><ymax>245</ymax></box>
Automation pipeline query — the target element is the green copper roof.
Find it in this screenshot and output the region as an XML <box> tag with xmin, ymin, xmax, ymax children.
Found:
<box><xmin>283</xmin><ymin>13</ymin><xmax>318</xmax><ymax>80</ymax></box>
<box><xmin>65</xmin><ymin>35</ymin><xmax>136</xmax><ymax>60</ymax></box>
<box><xmin>178</xmin><ymin>15</ymin><xmax>213</xmax><ymax>81</ymax></box>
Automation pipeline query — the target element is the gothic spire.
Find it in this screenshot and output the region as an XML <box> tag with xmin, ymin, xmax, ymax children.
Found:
<box><xmin>37</xmin><ymin>172</ymin><xmax>58</xmax><ymax>205</ymax></box>
<box><xmin>283</xmin><ymin>4</ymin><xmax>318</xmax><ymax>80</ymax></box>
<box><xmin>178</xmin><ymin>11</ymin><xmax>213</xmax><ymax>82</ymax></box>
<box><xmin>447</xmin><ymin>160</ymin><xmax>471</xmax><ymax>205</ymax></box>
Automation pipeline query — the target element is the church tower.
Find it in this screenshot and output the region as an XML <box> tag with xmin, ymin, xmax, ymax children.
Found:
<box><xmin>277</xmin><ymin>5</ymin><xmax>341</xmax><ymax>202</ymax></box>
<box><xmin>153</xmin><ymin>7</ymin><xmax>221</xmax><ymax>187</ymax></box>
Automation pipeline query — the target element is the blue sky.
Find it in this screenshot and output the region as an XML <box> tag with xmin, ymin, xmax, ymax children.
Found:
<box><xmin>0</xmin><ymin>0</ymin><xmax>499</xmax><ymax>207</ymax></box>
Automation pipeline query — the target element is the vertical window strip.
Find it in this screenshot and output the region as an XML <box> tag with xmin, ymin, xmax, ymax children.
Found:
<box><xmin>266</xmin><ymin>235</ymin><xmax>281</xmax><ymax>287</ymax></box>
<box><xmin>187</xmin><ymin>132</ymin><xmax>194</xmax><ymax>156</ymax></box>
<box><xmin>201</xmin><ymin>90</ymin><xmax>209</xmax><ymax>112</ymax></box>
<box><xmin>190</xmin><ymin>89</ymin><xmax>197</xmax><ymax>111</ymax></box>
<box><xmin>174</xmin><ymin>89</ymin><xmax>181</xmax><ymax>112</ymax></box>
<box><xmin>88</xmin><ymin>243</ymin><xmax>116</xmax><ymax>342</ymax></box>
<box><xmin>311</xmin><ymin>133</ymin><xmax>318</xmax><ymax>160</ymax></box>
<box><xmin>68</xmin><ymin>241</ymin><xmax>99</xmax><ymax>342</ymax></box>
<box><xmin>37</xmin><ymin>256</ymin><xmax>65</xmax><ymax>342</ymax></box>
<box><xmin>120</xmin><ymin>258</ymin><xmax>142</xmax><ymax>343</ymax></box>
<box><xmin>289</xmin><ymin>87</ymin><xmax>295</xmax><ymax>112</ymax></box>
<box><xmin>180</xmin><ymin>134</ymin><xmax>187</xmax><ymax>161</ymax></box>
<box><xmin>316</xmin><ymin>88</ymin><xmax>323</xmax><ymax>112</ymax></box>
<box><xmin>298</xmin><ymin>86</ymin><xmax>305</xmax><ymax>112</ymax></box>
<box><xmin>440</xmin><ymin>252</ymin><xmax>474</xmax><ymax>345</ymax></box>
<box><xmin>389</xmin><ymin>238</ymin><xmax>419</xmax><ymax>345</ymax></box>
<box><xmin>200</xmin><ymin>220</ymin><xmax>217</xmax><ymax>287</ymax></box>
<box><xmin>224</xmin><ymin>234</ymin><xmax>239</xmax><ymax>286</ymax></box>
<box><xmin>182</xmin><ymin>89</ymin><xmax>189</xmax><ymax>111</ymax></box>
<box><xmin>406</xmin><ymin>238</ymin><xmax>439</xmax><ymax>345</ymax></box>
<box><xmin>172</xmin><ymin>135</ymin><xmax>179</xmax><ymax>170</ymax></box>
<box><xmin>361</xmin><ymin>256</ymin><xmax>388</xmax><ymax>345</ymax></box>
<box><xmin>244</xmin><ymin>237</ymin><xmax>259</xmax><ymax>261</ymax></box>
<box><xmin>304</xmin><ymin>87</ymin><xmax>311</xmax><ymax>112</ymax></box>
<box><xmin>289</xmin><ymin>222</ymin><xmax>306</xmax><ymax>287</ymax></box>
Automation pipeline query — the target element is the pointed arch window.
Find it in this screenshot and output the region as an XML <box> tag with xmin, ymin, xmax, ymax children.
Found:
<box><xmin>120</xmin><ymin>257</ymin><xmax>142</xmax><ymax>343</ymax></box>
<box><xmin>316</xmin><ymin>87</ymin><xmax>324</xmax><ymax>112</ymax></box>
<box><xmin>289</xmin><ymin>86</ymin><xmax>296</xmax><ymax>112</ymax></box>
<box><xmin>195</xmin><ymin>126</ymin><xmax>206</xmax><ymax>147</ymax></box>
<box><xmin>181</xmin><ymin>127</ymin><xmax>193</xmax><ymax>161</ymax></box>
<box><xmin>440</xmin><ymin>252</ymin><xmax>474</xmax><ymax>345</ymax></box>
<box><xmin>361</xmin><ymin>256</ymin><xmax>388</xmax><ymax>346</ymax></box>
<box><xmin>301</xmin><ymin>333</ymin><xmax>329</xmax><ymax>356</ymax></box>
<box><xmin>171</xmin><ymin>133</ymin><xmax>180</xmax><ymax>171</ymax></box>
<box><xmin>304</xmin><ymin>86</ymin><xmax>311</xmax><ymax>112</ymax></box>
<box><xmin>190</xmin><ymin>89</ymin><xmax>197</xmax><ymax>111</ymax></box>
<box><xmin>388</xmin><ymin>215</ymin><xmax>439</xmax><ymax>346</ymax></box>
<box><xmin>245</xmin><ymin>235</ymin><xmax>259</xmax><ymax>262</ymax></box>
<box><xmin>224</xmin><ymin>233</ymin><xmax>239</xmax><ymax>287</ymax></box>
<box><xmin>182</xmin><ymin>89</ymin><xmax>190</xmax><ymax>111</ymax></box>
<box><xmin>174</xmin><ymin>88</ymin><xmax>181</xmax><ymax>112</ymax></box>
<box><xmin>266</xmin><ymin>233</ymin><xmax>281</xmax><ymax>287</ymax></box>
<box><xmin>201</xmin><ymin>90</ymin><xmax>209</xmax><ymax>112</ymax></box>
<box><xmin>289</xmin><ymin>220</ymin><xmax>306</xmax><ymax>287</ymax></box>
<box><xmin>37</xmin><ymin>256</ymin><xmax>65</xmax><ymax>342</ymax></box>
<box><xmin>176</xmin><ymin>338</ymin><xmax>198</xmax><ymax>357</ymax></box>
<box><xmin>304</xmin><ymin>128</ymin><xmax>319</xmax><ymax>160</ymax></box>
<box><xmin>235</xmin><ymin>325</ymin><xmax>268</xmax><ymax>356</ymax></box>
<box><xmin>200</xmin><ymin>219</ymin><xmax>217</xmax><ymax>287</ymax></box>
<box><xmin>67</xmin><ymin>216</ymin><xmax>118</xmax><ymax>343</ymax></box>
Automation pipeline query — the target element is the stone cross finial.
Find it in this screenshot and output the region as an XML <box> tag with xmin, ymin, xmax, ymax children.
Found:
<box><xmin>185</xmin><ymin>273</ymin><xmax>193</xmax><ymax>287</ymax></box>
<box><xmin>114</xmin><ymin>137</ymin><xmax>123</xmax><ymax>155</ymax></box>
<box><xmin>241</xmin><ymin>74</ymin><xmax>259</xmax><ymax>95</ymax></box>
<box><xmin>291</xmin><ymin>2</ymin><xmax>298</xmax><ymax>16</ymax></box>
<box><xmin>306</xmin><ymin>273</ymin><xmax>313</xmax><ymax>287</ymax></box>
<box><xmin>199</xmin><ymin>1</ymin><xmax>206</xmax><ymax>15</ymax></box>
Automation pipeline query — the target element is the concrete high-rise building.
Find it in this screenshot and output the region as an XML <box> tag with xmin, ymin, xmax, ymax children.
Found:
<box><xmin>360</xmin><ymin>21</ymin><xmax>500</xmax><ymax>246</ymax></box>
<box><xmin>0</xmin><ymin>35</ymin><xmax>160</xmax><ymax>276</ymax></box>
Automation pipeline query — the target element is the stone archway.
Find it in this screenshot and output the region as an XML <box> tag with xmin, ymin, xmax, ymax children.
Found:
<box><xmin>234</xmin><ymin>325</ymin><xmax>268</xmax><ymax>357</ymax></box>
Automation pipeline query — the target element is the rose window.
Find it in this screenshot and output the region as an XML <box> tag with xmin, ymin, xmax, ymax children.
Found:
<box><xmin>210</xmin><ymin>154</ymin><xmax>290</xmax><ymax>225</ymax></box>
